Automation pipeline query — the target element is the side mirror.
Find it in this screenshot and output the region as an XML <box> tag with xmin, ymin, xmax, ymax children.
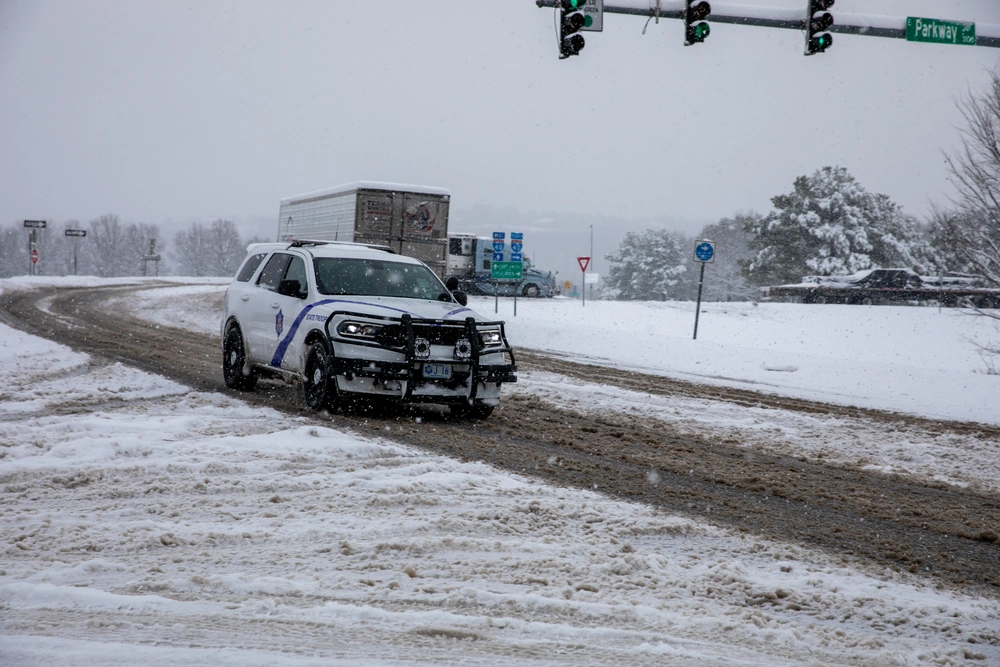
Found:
<box><xmin>445</xmin><ymin>276</ymin><xmax>459</xmax><ymax>291</ymax></box>
<box><xmin>277</xmin><ymin>279</ymin><xmax>306</xmax><ymax>299</ymax></box>
<box><xmin>453</xmin><ymin>290</ymin><xmax>468</xmax><ymax>306</ymax></box>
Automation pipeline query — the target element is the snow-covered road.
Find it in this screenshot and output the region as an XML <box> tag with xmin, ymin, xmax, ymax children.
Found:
<box><xmin>1</xmin><ymin>279</ymin><xmax>998</xmax><ymax>665</ymax></box>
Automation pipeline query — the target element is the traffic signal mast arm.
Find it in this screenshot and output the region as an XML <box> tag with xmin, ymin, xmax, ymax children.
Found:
<box><xmin>535</xmin><ymin>1</ymin><xmax>1000</xmax><ymax>48</ymax></box>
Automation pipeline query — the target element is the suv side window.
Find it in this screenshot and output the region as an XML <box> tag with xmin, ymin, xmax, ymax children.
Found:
<box><xmin>284</xmin><ymin>255</ymin><xmax>308</xmax><ymax>290</ymax></box>
<box><xmin>257</xmin><ymin>253</ymin><xmax>291</xmax><ymax>292</ymax></box>
<box><xmin>235</xmin><ymin>252</ymin><xmax>268</xmax><ymax>282</ymax></box>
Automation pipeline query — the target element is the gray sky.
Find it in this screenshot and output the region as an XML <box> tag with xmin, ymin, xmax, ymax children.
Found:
<box><xmin>2</xmin><ymin>0</ymin><xmax>999</xmax><ymax>241</ymax></box>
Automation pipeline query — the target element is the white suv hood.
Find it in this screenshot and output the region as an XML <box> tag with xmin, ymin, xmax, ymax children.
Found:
<box><xmin>307</xmin><ymin>295</ymin><xmax>486</xmax><ymax>322</ymax></box>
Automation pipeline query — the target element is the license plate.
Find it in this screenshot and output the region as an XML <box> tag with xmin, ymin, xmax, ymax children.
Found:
<box><xmin>422</xmin><ymin>363</ymin><xmax>452</xmax><ymax>380</ymax></box>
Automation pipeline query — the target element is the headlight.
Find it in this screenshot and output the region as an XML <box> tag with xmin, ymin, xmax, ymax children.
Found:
<box><xmin>454</xmin><ymin>338</ymin><xmax>472</xmax><ymax>360</ymax></box>
<box><xmin>337</xmin><ymin>321</ymin><xmax>383</xmax><ymax>339</ymax></box>
<box><xmin>413</xmin><ymin>337</ymin><xmax>431</xmax><ymax>359</ymax></box>
<box><xmin>478</xmin><ymin>328</ymin><xmax>502</xmax><ymax>347</ymax></box>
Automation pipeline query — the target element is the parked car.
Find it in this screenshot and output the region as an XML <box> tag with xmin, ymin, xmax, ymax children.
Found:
<box><xmin>221</xmin><ymin>240</ymin><xmax>517</xmax><ymax>418</ymax></box>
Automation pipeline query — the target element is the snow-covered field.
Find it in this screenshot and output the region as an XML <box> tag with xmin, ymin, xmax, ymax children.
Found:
<box><xmin>2</xmin><ymin>277</ymin><xmax>999</xmax><ymax>665</ymax></box>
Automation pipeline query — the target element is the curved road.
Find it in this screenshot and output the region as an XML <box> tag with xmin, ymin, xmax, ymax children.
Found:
<box><xmin>2</xmin><ymin>283</ymin><xmax>998</xmax><ymax>596</ymax></box>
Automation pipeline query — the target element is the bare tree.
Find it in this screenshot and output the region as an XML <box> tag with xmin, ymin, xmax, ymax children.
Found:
<box><xmin>939</xmin><ymin>67</ymin><xmax>1000</xmax><ymax>301</ymax></box>
<box><xmin>206</xmin><ymin>219</ymin><xmax>244</xmax><ymax>276</ymax></box>
<box><xmin>172</xmin><ymin>222</ymin><xmax>212</xmax><ymax>276</ymax></box>
<box><xmin>83</xmin><ymin>214</ymin><xmax>161</xmax><ymax>277</ymax></box>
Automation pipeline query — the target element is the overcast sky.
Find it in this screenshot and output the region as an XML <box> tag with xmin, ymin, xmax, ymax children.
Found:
<box><xmin>2</xmin><ymin>0</ymin><xmax>999</xmax><ymax>239</ymax></box>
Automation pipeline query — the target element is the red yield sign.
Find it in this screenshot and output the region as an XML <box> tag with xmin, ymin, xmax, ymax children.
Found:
<box><xmin>577</xmin><ymin>256</ymin><xmax>590</xmax><ymax>272</ymax></box>
<box><xmin>30</xmin><ymin>248</ymin><xmax>39</xmax><ymax>265</ymax></box>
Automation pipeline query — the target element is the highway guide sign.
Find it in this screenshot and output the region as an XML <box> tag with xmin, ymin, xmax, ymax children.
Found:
<box><xmin>694</xmin><ymin>240</ymin><xmax>716</xmax><ymax>263</ymax></box>
<box><xmin>906</xmin><ymin>17</ymin><xmax>975</xmax><ymax>45</ymax></box>
<box><xmin>492</xmin><ymin>231</ymin><xmax>505</xmax><ymax>253</ymax></box>
<box><xmin>491</xmin><ymin>261</ymin><xmax>523</xmax><ymax>281</ymax></box>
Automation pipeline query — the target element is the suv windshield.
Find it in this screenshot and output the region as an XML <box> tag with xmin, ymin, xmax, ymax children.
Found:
<box><xmin>314</xmin><ymin>257</ymin><xmax>447</xmax><ymax>300</ymax></box>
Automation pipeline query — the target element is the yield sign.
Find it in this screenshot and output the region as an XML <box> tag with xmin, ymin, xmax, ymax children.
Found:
<box><xmin>577</xmin><ymin>256</ymin><xmax>590</xmax><ymax>272</ymax></box>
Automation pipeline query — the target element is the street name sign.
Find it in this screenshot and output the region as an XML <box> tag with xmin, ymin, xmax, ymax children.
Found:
<box><xmin>906</xmin><ymin>17</ymin><xmax>975</xmax><ymax>45</ymax></box>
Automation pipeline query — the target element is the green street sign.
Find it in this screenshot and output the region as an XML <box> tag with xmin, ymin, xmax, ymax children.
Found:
<box><xmin>906</xmin><ymin>17</ymin><xmax>975</xmax><ymax>46</ymax></box>
<box><xmin>491</xmin><ymin>261</ymin><xmax>523</xmax><ymax>281</ymax></box>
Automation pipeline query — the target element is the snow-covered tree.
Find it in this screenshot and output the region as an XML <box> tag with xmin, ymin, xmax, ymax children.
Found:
<box><xmin>743</xmin><ymin>166</ymin><xmax>933</xmax><ymax>285</ymax></box>
<box><xmin>694</xmin><ymin>214</ymin><xmax>759</xmax><ymax>301</ymax></box>
<box><xmin>604</xmin><ymin>228</ymin><xmax>692</xmax><ymax>300</ymax></box>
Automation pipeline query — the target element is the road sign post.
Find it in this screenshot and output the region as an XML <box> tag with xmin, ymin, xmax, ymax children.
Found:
<box><xmin>65</xmin><ymin>229</ymin><xmax>87</xmax><ymax>275</ymax></box>
<box><xmin>692</xmin><ymin>240</ymin><xmax>715</xmax><ymax>340</ymax></box>
<box><xmin>24</xmin><ymin>221</ymin><xmax>46</xmax><ymax>276</ymax></box>
<box><xmin>578</xmin><ymin>256</ymin><xmax>590</xmax><ymax>307</ymax></box>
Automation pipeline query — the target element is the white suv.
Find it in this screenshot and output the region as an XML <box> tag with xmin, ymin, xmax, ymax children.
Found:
<box><xmin>221</xmin><ymin>240</ymin><xmax>516</xmax><ymax>418</ymax></box>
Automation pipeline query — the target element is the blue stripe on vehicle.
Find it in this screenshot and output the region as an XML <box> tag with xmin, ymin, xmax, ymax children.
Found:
<box><xmin>270</xmin><ymin>299</ymin><xmax>415</xmax><ymax>367</ymax></box>
<box><xmin>444</xmin><ymin>307</ymin><xmax>472</xmax><ymax>317</ymax></box>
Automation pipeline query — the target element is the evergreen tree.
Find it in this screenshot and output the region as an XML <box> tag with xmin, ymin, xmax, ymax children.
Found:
<box><xmin>604</xmin><ymin>229</ymin><xmax>691</xmax><ymax>300</ymax></box>
<box><xmin>743</xmin><ymin>166</ymin><xmax>932</xmax><ymax>285</ymax></box>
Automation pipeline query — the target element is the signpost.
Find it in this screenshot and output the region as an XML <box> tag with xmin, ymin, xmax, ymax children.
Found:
<box><xmin>906</xmin><ymin>17</ymin><xmax>975</xmax><ymax>45</ymax></box>
<box><xmin>65</xmin><ymin>229</ymin><xmax>87</xmax><ymax>275</ymax></box>
<box><xmin>692</xmin><ymin>240</ymin><xmax>715</xmax><ymax>340</ymax></box>
<box><xmin>24</xmin><ymin>220</ymin><xmax>46</xmax><ymax>276</ymax></box>
<box><xmin>578</xmin><ymin>256</ymin><xmax>590</xmax><ymax>307</ymax></box>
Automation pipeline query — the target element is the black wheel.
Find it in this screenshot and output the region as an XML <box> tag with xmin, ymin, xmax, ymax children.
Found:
<box><xmin>814</xmin><ymin>295</ymin><xmax>827</xmax><ymax>305</ymax></box>
<box><xmin>450</xmin><ymin>401</ymin><xmax>495</xmax><ymax>420</ymax></box>
<box><xmin>861</xmin><ymin>297</ymin><xmax>874</xmax><ymax>306</ymax></box>
<box><xmin>303</xmin><ymin>342</ymin><xmax>336</xmax><ymax>411</ymax></box>
<box><xmin>223</xmin><ymin>327</ymin><xmax>257</xmax><ymax>391</ymax></box>
<box><xmin>522</xmin><ymin>284</ymin><xmax>541</xmax><ymax>298</ymax></box>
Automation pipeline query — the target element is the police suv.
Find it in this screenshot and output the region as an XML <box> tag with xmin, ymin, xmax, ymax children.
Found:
<box><xmin>221</xmin><ymin>240</ymin><xmax>516</xmax><ymax>418</ymax></box>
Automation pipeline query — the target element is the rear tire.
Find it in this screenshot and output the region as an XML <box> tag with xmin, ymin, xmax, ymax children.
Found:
<box><xmin>303</xmin><ymin>342</ymin><xmax>336</xmax><ymax>411</ymax></box>
<box><xmin>223</xmin><ymin>327</ymin><xmax>257</xmax><ymax>391</ymax></box>
<box><xmin>450</xmin><ymin>401</ymin><xmax>495</xmax><ymax>420</ymax></box>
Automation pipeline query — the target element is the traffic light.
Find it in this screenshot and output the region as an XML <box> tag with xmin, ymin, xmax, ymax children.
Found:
<box><xmin>805</xmin><ymin>0</ymin><xmax>834</xmax><ymax>55</ymax></box>
<box><xmin>558</xmin><ymin>0</ymin><xmax>586</xmax><ymax>58</ymax></box>
<box><xmin>684</xmin><ymin>0</ymin><xmax>711</xmax><ymax>46</ymax></box>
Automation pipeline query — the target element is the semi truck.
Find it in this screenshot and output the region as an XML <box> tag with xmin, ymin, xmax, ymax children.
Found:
<box><xmin>761</xmin><ymin>268</ymin><xmax>1000</xmax><ymax>308</ymax></box>
<box><xmin>277</xmin><ymin>181</ymin><xmax>450</xmax><ymax>277</ymax></box>
<box><xmin>446</xmin><ymin>233</ymin><xmax>559</xmax><ymax>298</ymax></box>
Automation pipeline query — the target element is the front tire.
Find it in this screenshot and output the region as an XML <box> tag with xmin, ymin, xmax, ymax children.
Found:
<box><xmin>303</xmin><ymin>342</ymin><xmax>336</xmax><ymax>411</ymax></box>
<box><xmin>223</xmin><ymin>327</ymin><xmax>257</xmax><ymax>391</ymax></box>
<box><xmin>522</xmin><ymin>284</ymin><xmax>540</xmax><ymax>298</ymax></box>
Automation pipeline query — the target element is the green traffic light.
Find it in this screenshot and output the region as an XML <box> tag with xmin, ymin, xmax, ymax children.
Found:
<box><xmin>583</xmin><ymin>15</ymin><xmax>593</xmax><ymax>28</ymax></box>
<box><xmin>686</xmin><ymin>21</ymin><xmax>710</xmax><ymax>44</ymax></box>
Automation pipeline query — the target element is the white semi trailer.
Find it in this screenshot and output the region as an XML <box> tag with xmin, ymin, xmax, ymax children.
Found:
<box><xmin>277</xmin><ymin>181</ymin><xmax>450</xmax><ymax>277</ymax></box>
